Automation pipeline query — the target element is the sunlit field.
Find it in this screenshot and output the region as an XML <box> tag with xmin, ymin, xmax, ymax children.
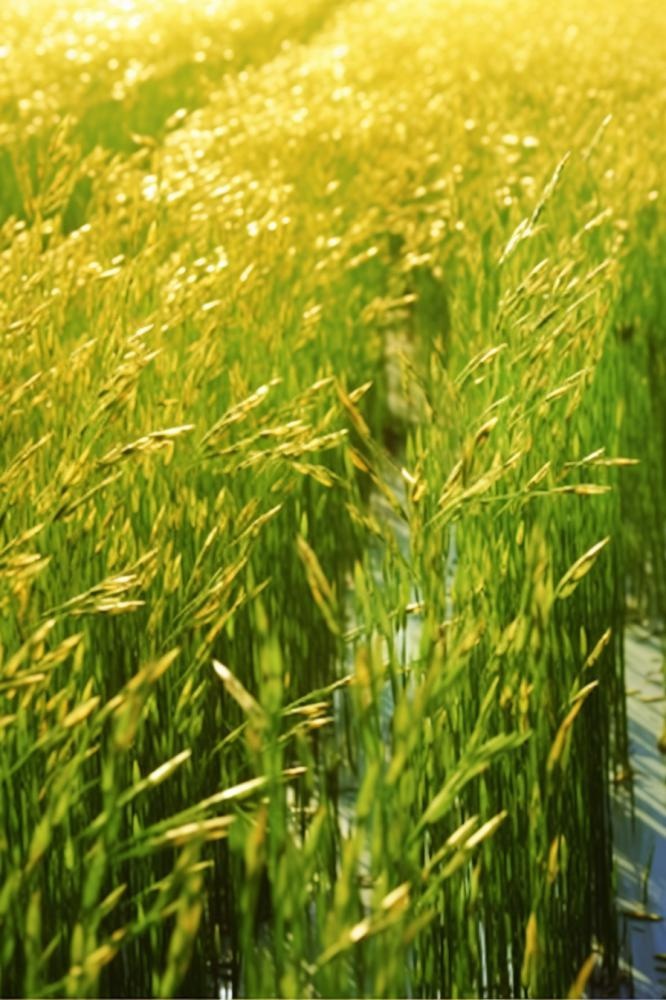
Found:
<box><xmin>1</xmin><ymin>0</ymin><xmax>665</xmax><ymax>996</ymax></box>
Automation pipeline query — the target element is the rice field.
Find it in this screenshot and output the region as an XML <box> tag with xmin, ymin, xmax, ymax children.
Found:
<box><xmin>1</xmin><ymin>0</ymin><xmax>665</xmax><ymax>996</ymax></box>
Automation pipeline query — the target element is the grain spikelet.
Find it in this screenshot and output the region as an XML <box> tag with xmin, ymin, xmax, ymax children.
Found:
<box><xmin>556</xmin><ymin>537</ymin><xmax>610</xmax><ymax>599</ymax></box>
<box><xmin>548</xmin><ymin>683</ymin><xmax>598</xmax><ymax>772</ymax></box>
<box><xmin>296</xmin><ymin>535</ymin><xmax>340</xmax><ymax>635</ymax></box>
<box><xmin>200</xmin><ymin>379</ymin><xmax>282</xmax><ymax>447</ymax></box>
<box><xmin>212</xmin><ymin>660</ymin><xmax>264</xmax><ymax>720</ymax></box>
<box><xmin>464</xmin><ymin>810</ymin><xmax>508</xmax><ymax>850</ymax></box>
<box><xmin>63</xmin><ymin>696</ymin><xmax>100</xmax><ymax>729</ymax></box>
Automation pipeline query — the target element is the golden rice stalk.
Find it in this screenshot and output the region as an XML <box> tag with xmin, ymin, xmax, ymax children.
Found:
<box><xmin>547</xmin><ymin>683</ymin><xmax>598</xmax><ymax>773</ymax></box>
<box><xmin>296</xmin><ymin>535</ymin><xmax>340</xmax><ymax>636</ymax></box>
<box><xmin>212</xmin><ymin>660</ymin><xmax>265</xmax><ymax>720</ymax></box>
<box><xmin>555</xmin><ymin>537</ymin><xmax>610</xmax><ymax>600</ymax></box>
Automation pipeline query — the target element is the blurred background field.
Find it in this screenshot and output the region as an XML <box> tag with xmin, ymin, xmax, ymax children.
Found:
<box><xmin>0</xmin><ymin>0</ymin><xmax>665</xmax><ymax>996</ymax></box>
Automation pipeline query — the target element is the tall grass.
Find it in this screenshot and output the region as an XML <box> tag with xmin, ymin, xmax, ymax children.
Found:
<box><xmin>1</xmin><ymin>0</ymin><xmax>665</xmax><ymax>996</ymax></box>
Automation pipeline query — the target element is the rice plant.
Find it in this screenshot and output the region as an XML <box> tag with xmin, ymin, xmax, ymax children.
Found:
<box><xmin>1</xmin><ymin>0</ymin><xmax>664</xmax><ymax>996</ymax></box>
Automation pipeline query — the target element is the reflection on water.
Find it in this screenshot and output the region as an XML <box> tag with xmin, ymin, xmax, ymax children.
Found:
<box><xmin>613</xmin><ymin>627</ymin><xmax>666</xmax><ymax>998</ymax></box>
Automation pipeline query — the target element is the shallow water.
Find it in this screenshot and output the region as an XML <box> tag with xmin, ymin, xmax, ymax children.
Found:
<box><xmin>613</xmin><ymin>627</ymin><xmax>666</xmax><ymax>998</ymax></box>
